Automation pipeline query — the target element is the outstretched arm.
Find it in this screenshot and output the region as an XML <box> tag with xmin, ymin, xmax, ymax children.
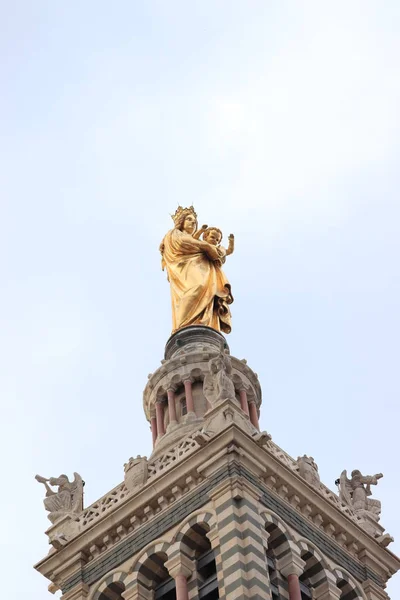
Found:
<box><xmin>193</xmin><ymin>224</ymin><xmax>208</xmax><ymax>240</ymax></box>
<box><xmin>360</xmin><ymin>473</ymin><xmax>383</xmax><ymax>486</ymax></box>
<box><xmin>35</xmin><ymin>474</ymin><xmax>55</xmax><ymax>496</ymax></box>
<box><xmin>177</xmin><ymin>230</ymin><xmax>221</xmax><ymax>261</ymax></box>
<box><xmin>226</xmin><ymin>234</ymin><xmax>235</xmax><ymax>256</ymax></box>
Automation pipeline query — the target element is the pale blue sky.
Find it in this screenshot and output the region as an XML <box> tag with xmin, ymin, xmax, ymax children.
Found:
<box><xmin>1</xmin><ymin>2</ymin><xmax>400</xmax><ymax>598</ymax></box>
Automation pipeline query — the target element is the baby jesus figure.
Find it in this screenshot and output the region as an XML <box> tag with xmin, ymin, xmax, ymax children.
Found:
<box><xmin>193</xmin><ymin>224</ymin><xmax>234</xmax><ymax>266</ymax></box>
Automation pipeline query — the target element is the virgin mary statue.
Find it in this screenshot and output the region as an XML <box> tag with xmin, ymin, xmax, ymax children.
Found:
<box><xmin>160</xmin><ymin>206</ymin><xmax>233</xmax><ymax>334</ymax></box>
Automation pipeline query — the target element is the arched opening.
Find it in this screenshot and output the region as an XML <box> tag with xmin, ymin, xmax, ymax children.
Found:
<box><xmin>138</xmin><ymin>552</ymin><xmax>176</xmax><ymax>600</ymax></box>
<box><xmin>98</xmin><ymin>581</ymin><xmax>125</xmax><ymax>600</ymax></box>
<box><xmin>265</xmin><ymin>521</ymin><xmax>291</xmax><ymax>600</ymax></box>
<box><xmin>299</xmin><ymin>550</ymin><xmax>318</xmax><ymax>600</ymax></box>
<box><xmin>181</xmin><ymin>523</ymin><xmax>219</xmax><ymax>599</ymax></box>
<box><xmin>337</xmin><ymin>578</ymin><xmax>360</xmax><ymax>600</ymax></box>
<box><xmin>180</xmin><ymin>396</ymin><xmax>187</xmax><ymax>417</ymax></box>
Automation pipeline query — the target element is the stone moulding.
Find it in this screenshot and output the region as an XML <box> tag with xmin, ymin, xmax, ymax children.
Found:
<box><xmin>44</xmin><ymin>421</ymin><xmax>392</xmax><ymax>561</ymax></box>
<box><xmin>45</xmin><ymin>450</ymin><xmax>397</xmax><ymax>597</ymax></box>
<box><xmin>36</xmin><ymin>424</ymin><xmax>399</xmax><ymax>597</ymax></box>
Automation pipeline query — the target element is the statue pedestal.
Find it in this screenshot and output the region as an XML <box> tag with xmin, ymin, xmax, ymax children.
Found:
<box><xmin>356</xmin><ymin>511</ymin><xmax>385</xmax><ymax>538</ymax></box>
<box><xmin>203</xmin><ymin>396</ymin><xmax>256</xmax><ymax>439</ymax></box>
<box><xmin>165</xmin><ymin>326</ymin><xmax>229</xmax><ymax>360</ymax></box>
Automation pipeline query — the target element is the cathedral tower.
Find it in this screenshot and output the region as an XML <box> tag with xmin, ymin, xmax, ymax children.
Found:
<box><xmin>35</xmin><ymin>209</ymin><xmax>400</xmax><ymax>600</ymax></box>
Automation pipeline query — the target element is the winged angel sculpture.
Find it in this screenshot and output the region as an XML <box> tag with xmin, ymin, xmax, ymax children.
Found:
<box><xmin>337</xmin><ymin>469</ymin><xmax>383</xmax><ymax>519</ymax></box>
<box><xmin>35</xmin><ymin>473</ymin><xmax>84</xmax><ymax>523</ymax></box>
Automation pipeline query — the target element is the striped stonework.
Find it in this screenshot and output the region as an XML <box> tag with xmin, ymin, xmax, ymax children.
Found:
<box><xmin>296</xmin><ymin>539</ymin><xmax>341</xmax><ymax>599</ymax></box>
<box><xmin>123</xmin><ymin>541</ymin><xmax>171</xmax><ymax>599</ymax></box>
<box><xmin>262</xmin><ymin>510</ymin><xmax>293</xmax><ymax>599</ymax></box>
<box><xmin>173</xmin><ymin>511</ymin><xmax>217</xmax><ymax>599</ymax></box>
<box><xmin>209</xmin><ymin>476</ymin><xmax>271</xmax><ymax>599</ymax></box>
<box><xmin>187</xmin><ymin>569</ymin><xmax>201</xmax><ymax>600</ymax></box>
<box><xmin>334</xmin><ymin>568</ymin><xmax>368</xmax><ymax>600</ymax></box>
<box><xmin>173</xmin><ymin>510</ymin><xmax>216</xmax><ymax>546</ymax></box>
<box><xmin>90</xmin><ymin>572</ymin><xmax>128</xmax><ymax>600</ymax></box>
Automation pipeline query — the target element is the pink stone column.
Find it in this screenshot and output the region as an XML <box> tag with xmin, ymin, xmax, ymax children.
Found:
<box><xmin>150</xmin><ymin>415</ymin><xmax>157</xmax><ymax>447</ymax></box>
<box><xmin>183</xmin><ymin>379</ymin><xmax>195</xmax><ymax>415</ymax></box>
<box><xmin>287</xmin><ymin>574</ymin><xmax>302</xmax><ymax>600</ymax></box>
<box><xmin>248</xmin><ymin>400</ymin><xmax>260</xmax><ymax>430</ymax></box>
<box><xmin>239</xmin><ymin>388</ymin><xmax>249</xmax><ymax>415</ymax></box>
<box><xmin>165</xmin><ymin>554</ymin><xmax>193</xmax><ymax>600</ymax></box>
<box><xmin>167</xmin><ymin>388</ymin><xmax>178</xmax><ymax>424</ymax></box>
<box><xmin>175</xmin><ymin>573</ymin><xmax>189</xmax><ymax>600</ymax></box>
<box><xmin>279</xmin><ymin>556</ymin><xmax>305</xmax><ymax>600</ymax></box>
<box><xmin>155</xmin><ymin>401</ymin><xmax>165</xmax><ymax>437</ymax></box>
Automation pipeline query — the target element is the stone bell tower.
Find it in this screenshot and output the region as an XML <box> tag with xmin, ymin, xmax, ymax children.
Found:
<box><xmin>35</xmin><ymin>325</ymin><xmax>400</xmax><ymax>600</ymax></box>
<box><xmin>35</xmin><ymin>205</ymin><xmax>399</xmax><ymax>599</ymax></box>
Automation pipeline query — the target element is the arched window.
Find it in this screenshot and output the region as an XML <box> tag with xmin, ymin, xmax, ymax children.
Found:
<box><xmin>181</xmin><ymin>397</ymin><xmax>187</xmax><ymax>416</ymax></box>
<box><xmin>336</xmin><ymin>578</ymin><xmax>360</xmax><ymax>600</ymax></box>
<box><xmin>299</xmin><ymin>577</ymin><xmax>312</xmax><ymax>600</ymax></box>
<box><xmin>264</xmin><ymin>521</ymin><xmax>293</xmax><ymax>599</ymax></box>
<box><xmin>138</xmin><ymin>552</ymin><xmax>176</xmax><ymax>599</ymax></box>
<box><xmin>298</xmin><ymin>549</ymin><xmax>314</xmax><ymax>600</ymax></box>
<box><xmin>154</xmin><ymin>576</ymin><xmax>176</xmax><ymax>600</ymax></box>
<box><xmin>197</xmin><ymin>546</ymin><xmax>218</xmax><ymax>599</ymax></box>
<box><xmin>180</xmin><ymin>523</ymin><xmax>219</xmax><ymax>599</ymax></box>
<box><xmin>265</xmin><ymin>549</ymin><xmax>280</xmax><ymax>600</ymax></box>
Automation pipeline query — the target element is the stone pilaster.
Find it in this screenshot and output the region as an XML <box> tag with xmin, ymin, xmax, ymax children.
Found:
<box><xmin>208</xmin><ymin>477</ymin><xmax>271</xmax><ymax>599</ymax></box>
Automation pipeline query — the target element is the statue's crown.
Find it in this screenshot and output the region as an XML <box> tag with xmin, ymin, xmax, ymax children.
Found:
<box><xmin>171</xmin><ymin>205</ymin><xmax>197</xmax><ymax>226</ymax></box>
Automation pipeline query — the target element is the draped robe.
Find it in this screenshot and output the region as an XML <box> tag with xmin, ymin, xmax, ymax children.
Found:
<box><xmin>161</xmin><ymin>228</ymin><xmax>233</xmax><ymax>334</ymax></box>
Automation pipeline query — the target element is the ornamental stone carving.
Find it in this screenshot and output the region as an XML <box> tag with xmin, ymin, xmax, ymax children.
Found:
<box><xmin>35</xmin><ymin>473</ymin><xmax>84</xmax><ymax>524</ymax></box>
<box><xmin>296</xmin><ymin>455</ymin><xmax>321</xmax><ymax>488</ymax></box>
<box><xmin>337</xmin><ymin>470</ymin><xmax>383</xmax><ymax>519</ymax></box>
<box><xmin>203</xmin><ymin>352</ymin><xmax>236</xmax><ymax>406</ymax></box>
<box><xmin>124</xmin><ymin>456</ymin><xmax>148</xmax><ymax>492</ymax></box>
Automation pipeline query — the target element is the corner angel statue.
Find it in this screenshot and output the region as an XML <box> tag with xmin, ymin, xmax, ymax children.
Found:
<box><xmin>337</xmin><ymin>469</ymin><xmax>383</xmax><ymax>519</ymax></box>
<box><xmin>35</xmin><ymin>473</ymin><xmax>84</xmax><ymax>524</ymax></box>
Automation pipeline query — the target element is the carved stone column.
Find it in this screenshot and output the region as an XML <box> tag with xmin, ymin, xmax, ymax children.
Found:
<box><xmin>277</xmin><ymin>547</ymin><xmax>305</xmax><ymax>600</ymax></box>
<box><xmin>150</xmin><ymin>414</ymin><xmax>157</xmax><ymax>447</ymax></box>
<box><xmin>155</xmin><ymin>400</ymin><xmax>165</xmax><ymax>437</ymax></box>
<box><xmin>239</xmin><ymin>387</ymin><xmax>250</xmax><ymax>416</ymax></box>
<box><xmin>183</xmin><ymin>379</ymin><xmax>196</xmax><ymax>416</ymax></box>
<box><xmin>165</xmin><ymin>554</ymin><xmax>194</xmax><ymax>600</ymax></box>
<box><xmin>248</xmin><ymin>399</ymin><xmax>260</xmax><ymax>430</ymax></box>
<box><xmin>167</xmin><ymin>388</ymin><xmax>178</xmax><ymax>425</ymax></box>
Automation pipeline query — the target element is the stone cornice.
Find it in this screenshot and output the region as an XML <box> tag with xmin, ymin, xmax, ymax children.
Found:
<box><xmin>35</xmin><ymin>423</ymin><xmax>400</xmax><ymax>589</ymax></box>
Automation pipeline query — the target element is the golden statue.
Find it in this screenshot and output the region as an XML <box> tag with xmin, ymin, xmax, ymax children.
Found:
<box><xmin>160</xmin><ymin>206</ymin><xmax>234</xmax><ymax>334</ymax></box>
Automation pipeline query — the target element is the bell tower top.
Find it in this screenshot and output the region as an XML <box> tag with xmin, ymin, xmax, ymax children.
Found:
<box><xmin>143</xmin><ymin>325</ymin><xmax>261</xmax><ymax>458</ymax></box>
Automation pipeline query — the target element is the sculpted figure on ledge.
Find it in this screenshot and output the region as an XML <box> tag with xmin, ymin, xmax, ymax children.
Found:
<box><xmin>203</xmin><ymin>352</ymin><xmax>236</xmax><ymax>406</ymax></box>
<box><xmin>337</xmin><ymin>469</ymin><xmax>383</xmax><ymax>519</ymax></box>
<box><xmin>296</xmin><ymin>455</ymin><xmax>321</xmax><ymax>488</ymax></box>
<box><xmin>160</xmin><ymin>206</ymin><xmax>234</xmax><ymax>334</ymax></box>
<box><xmin>35</xmin><ymin>473</ymin><xmax>84</xmax><ymax>524</ymax></box>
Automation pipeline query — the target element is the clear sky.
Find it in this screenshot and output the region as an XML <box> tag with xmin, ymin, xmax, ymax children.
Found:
<box><xmin>1</xmin><ymin>2</ymin><xmax>399</xmax><ymax>598</ymax></box>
